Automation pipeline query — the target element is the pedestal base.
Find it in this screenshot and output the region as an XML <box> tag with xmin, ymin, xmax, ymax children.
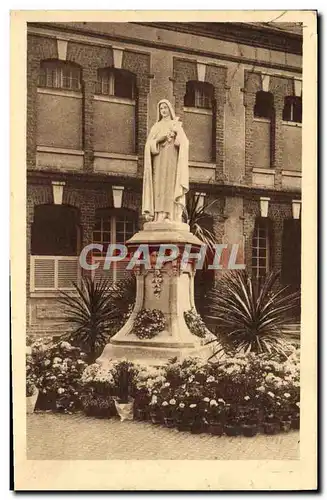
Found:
<box><xmin>97</xmin><ymin>339</ymin><xmax>214</xmax><ymax>367</ymax></box>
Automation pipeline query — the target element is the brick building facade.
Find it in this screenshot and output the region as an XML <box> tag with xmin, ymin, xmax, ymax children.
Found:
<box><xmin>26</xmin><ymin>22</ymin><xmax>302</xmax><ymax>335</ymax></box>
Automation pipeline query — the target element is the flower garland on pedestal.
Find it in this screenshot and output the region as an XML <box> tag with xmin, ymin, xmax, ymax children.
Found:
<box><xmin>133</xmin><ymin>308</ymin><xmax>166</xmax><ymax>340</ymax></box>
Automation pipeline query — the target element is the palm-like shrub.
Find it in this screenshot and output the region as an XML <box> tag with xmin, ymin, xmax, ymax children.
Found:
<box><xmin>59</xmin><ymin>275</ymin><xmax>137</xmax><ymax>362</ymax></box>
<box><xmin>206</xmin><ymin>270</ymin><xmax>300</xmax><ymax>358</ymax></box>
<box><xmin>59</xmin><ymin>277</ymin><xmax>119</xmax><ymax>362</ymax></box>
<box><xmin>183</xmin><ymin>192</ymin><xmax>217</xmax><ymax>252</ymax></box>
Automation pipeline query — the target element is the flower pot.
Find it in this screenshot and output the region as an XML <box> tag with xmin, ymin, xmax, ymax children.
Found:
<box><xmin>291</xmin><ymin>416</ymin><xmax>300</xmax><ymax>430</ymax></box>
<box><xmin>242</xmin><ymin>423</ymin><xmax>258</xmax><ymax>437</ymax></box>
<box><xmin>280</xmin><ymin>419</ymin><xmax>292</xmax><ymax>432</ymax></box>
<box><xmin>114</xmin><ymin>397</ymin><xmax>134</xmax><ymax>422</ymax></box>
<box><xmin>164</xmin><ymin>417</ymin><xmax>175</xmax><ymax>428</ymax></box>
<box><xmin>150</xmin><ymin>410</ymin><xmax>162</xmax><ymax>425</ymax></box>
<box><xmin>264</xmin><ymin>421</ymin><xmax>280</xmax><ymax>435</ymax></box>
<box><xmin>26</xmin><ymin>389</ymin><xmax>39</xmax><ymax>414</ymax></box>
<box><xmin>209</xmin><ymin>422</ymin><xmax>224</xmax><ymax>436</ymax></box>
<box><xmin>134</xmin><ymin>408</ymin><xmax>147</xmax><ymax>421</ymax></box>
<box><xmin>176</xmin><ymin>419</ymin><xmax>191</xmax><ymax>432</ymax></box>
<box><xmin>224</xmin><ymin>423</ymin><xmax>241</xmax><ymax>437</ymax></box>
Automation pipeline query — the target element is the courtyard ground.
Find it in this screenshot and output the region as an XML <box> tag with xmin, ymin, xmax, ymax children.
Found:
<box><xmin>27</xmin><ymin>413</ymin><xmax>300</xmax><ymax>460</ymax></box>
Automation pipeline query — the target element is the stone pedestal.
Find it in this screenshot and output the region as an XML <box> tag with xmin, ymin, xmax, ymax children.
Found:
<box><xmin>97</xmin><ymin>221</ymin><xmax>214</xmax><ymax>367</ymax></box>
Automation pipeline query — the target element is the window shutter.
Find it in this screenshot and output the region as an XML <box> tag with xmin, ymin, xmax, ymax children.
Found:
<box><xmin>57</xmin><ymin>258</ymin><xmax>79</xmax><ymax>289</ymax></box>
<box><xmin>33</xmin><ymin>258</ymin><xmax>56</xmax><ymax>290</ymax></box>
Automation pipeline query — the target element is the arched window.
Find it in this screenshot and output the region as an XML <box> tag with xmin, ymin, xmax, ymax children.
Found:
<box><xmin>252</xmin><ymin>219</ymin><xmax>271</xmax><ymax>280</ymax></box>
<box><xmin>39</xmin><ymin>60</ymin><xmax>82</xmax><ymax>91</ymax></box>
<box><xmin>282</xmin><ymin>96</ymin><xmax>302</xmax><ymax>123</ymax></box>
<box><xmin>92</xmin><ymin>208</ymin><xmax>138</xmax><ymax>257</ymax></box>
<box><xmin>184</xmin><ymin>81</ymin><xmax>214</xmax><ymax>109</ymax></box>
<box><xmin>254</xmin><ymin>91</ymin><xmax>274</xmax><ymax>119</ymax></box>
<box><xmin>95</xmin><ymin>68</ymin><xmax>136</xmax><ymax>100</ymax></box>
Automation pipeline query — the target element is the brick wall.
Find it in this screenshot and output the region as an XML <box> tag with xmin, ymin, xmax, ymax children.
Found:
<box><xmin>27</xmin><ymin>35</ymin><xmax>151</xmax><ymax>174</ymax></box>
<box><xmin>242</xmin><ymin>71</ymin><xmax>295</xmax><ymax>187</ymax></box>
<box><xmin>172</xmin><ymin>58</ymin><xmax>227</xmax><ymax>180</ymax></box>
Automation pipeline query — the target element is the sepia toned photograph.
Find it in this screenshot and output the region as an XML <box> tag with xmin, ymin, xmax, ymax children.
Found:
<box><xmin>11</xmin><ymin>10</ymin><xmax>317</xmax><ymax>491</ymax></box>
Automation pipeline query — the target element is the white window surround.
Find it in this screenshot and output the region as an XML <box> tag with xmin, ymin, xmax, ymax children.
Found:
<box><xmin>282</xmin><ymin>121</ymin><xmax>302</xmax><ymax>128</ymax></box>
<box><xmin>37</xmin><ymin>87</ymin><xmax>82</xmax><ymax>99</ymax></box>
<box><xmin>183</xmin><ymin>106</ymin><xmax>213</xmax><ymax>116</ymax></box>
<box><xmin>93</xmin><ymin>94</ymin><xmax>136</xmax><ymax>106</ymax></box>
<box><xmin>30</xmin><ymin>255</ymin><xmax>81</xmax><ymax>293</ymax></box>
<box><xmin>37</xmin><ymin>146</ymin><xmax>84</xmax><ymax>156</ymax></box>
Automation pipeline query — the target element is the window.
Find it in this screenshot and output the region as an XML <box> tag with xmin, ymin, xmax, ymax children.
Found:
<box><xmin>92</xmin><ymin>209</ymin><xmax>137</xmax><ymax>257</ymax></box>
<box><xmin>281</xmin><ymin>219</ymin><xmax>301</xmax><ymax>285</ymax></box>
<box><xmin>184</xmin><ymin>81</ymin><xmax>214</xmax><ymax>109</ymax></box>
<box><xmin>39</xmin><ymin>60</ymin><xmax>81</xmax><ymax>91</ymax></box>
<box><xmin>282</xmin><ymin>96</ymin><xmax>302</xmax><ymax>123</ymax></box>
<box><xmin>31</xmin><ymin>205</ymin><xmax>81</xmax><ymax>256</ymax></box>
<box><xmin>254</xmin><ymin>91</ymin><xmax>274</xmax><ymax>119</ymax></box>
<box><xmin>252</xmin><ymin>221</ymin><xmax>270</xmax><ymax>279</ymax></box>
<box><xmin>95</xmin><ymin>68</ymin><xmax>136</xmax><ymax>100</ymax></box>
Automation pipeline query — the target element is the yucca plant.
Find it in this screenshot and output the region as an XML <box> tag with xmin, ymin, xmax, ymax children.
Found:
<box><xmin>206</xmin><ymin>270</ymin><xmax>300</xmax><ymax>359</ymax></box>
<box><xmin>58</xmin><ymin>277</ymin><xmax>121</xmax><ymax>362</ymax></box>
<box><xmin>183</xmin><ymin>192</ymin><xmax>217</xmax><ymax>252</ymax></box>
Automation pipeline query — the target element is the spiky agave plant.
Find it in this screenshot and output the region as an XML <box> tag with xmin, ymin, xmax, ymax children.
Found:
<box><xmin>206</xmin><ymin>270</ymin><xmax>300</xmax><ymax>359</ymax></box>
<box><xmin>58</xmin><ymin>276</ymin><xmax>121</xmax><ymax>362</ymax></box>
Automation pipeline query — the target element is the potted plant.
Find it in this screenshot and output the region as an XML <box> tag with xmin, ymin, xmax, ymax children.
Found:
<box><xmin>149</xmin><ymin>395</ymin><xmax>162</xmax><ymax>425</ymax></box>
<box><xmin>112</xmin><ymin>361</ymin><xmax>137</xmax><ymax>422</ymax></box>
<box><xmin>176</xmin><ymin>402</ymin><xmax>191</xmax><ymax>432</ymax></box>
<box><xmin>263</xmin><ymin>412</ymin><xmax>280</xmax><ymax>435</ymax></box>
<box><xmin>162</xmin><ymin>399</ymin><xmax>177</xmax><ymax>428</ymax></box>
<box><xmin>207</xmin><ymin>399</ymin><xmax>225</xmax><ymax>436</ymax></box>
<box><xmin>240</xmin><ymin>406</ymin><xmax>260</xmax><ymax>438</ymax></box>
<box><xmin>224</xmin><ymin>404</ymin><xmax>241</xmax><ymax>436</ymax></box>
<box><xmin>26</xmin><ymin>378</ymin><xmax>39</xmax><ymax>414</ymax></box>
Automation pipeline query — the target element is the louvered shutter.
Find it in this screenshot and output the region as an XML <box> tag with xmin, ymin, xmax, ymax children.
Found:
<box><xmin>57</xmin><ymin>258</ymin><xmax>79</xmax><ymax>289</ymax></box>
<box><xmin>33</xmin><ymin>258</ymin><xmax>55</xmax><ymax>290</ymax></box>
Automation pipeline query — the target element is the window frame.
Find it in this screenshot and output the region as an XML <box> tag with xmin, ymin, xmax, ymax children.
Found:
<box><xmin>184</xmin><ymin>81</ymin><xmax>214</xmax><ymax>110</ymax></box>
<box><xmin>251</xmin><ymin>222</ymin><xmax>271</xmax><ymax>280</ymax></box>
<box><xmin>39</xmin><ymin>61</ymin><xmax>82</xmax><ymax>91</ymax></box>
<box><xmin>282</xmin><ymin>95</ymin><xmax>302</xmax><ymax>124</ymax></box>
<box><xmin>95</xmin><ymin>68</ymin><xmax>136</xmax><ymax>100</ymax></box>
<box><xmin>253</xmin><ymin>91</ymin><xmax>274</xmax><ymax>120</ymax></box>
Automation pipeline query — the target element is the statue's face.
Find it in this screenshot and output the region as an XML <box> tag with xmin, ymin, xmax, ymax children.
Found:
<box><xmin>159</xmin><ymin>102</ymin><xmax>171</xmax><ymax>119</ymax></box>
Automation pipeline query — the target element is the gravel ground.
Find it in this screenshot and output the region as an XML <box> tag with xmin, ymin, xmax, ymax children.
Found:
<box><xmin>27</xmin><ymin>413</ymin><xmax>300</xmax><ymax>460</ymax></box>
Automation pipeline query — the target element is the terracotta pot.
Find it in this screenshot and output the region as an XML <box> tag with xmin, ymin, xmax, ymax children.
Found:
<box><xmin>291</xmin><ymin>416</ymin><xmax>300</xmax><ymax>430</ymax></box>
<box><xmin>164</xmin><ymin>417</ymin><xmax>175</xmax><ymax>428</ymax></box>
<box><xmin>26</xmin><ymin>389</ymin><xmax>39</xmax><ymax>414</ymax></box>
<box><xmin>134</xmin><ymin>408</ymin><xmax>147</xmax><ymax>421</ymax></box>
<box><xmin>209</xmin><ymin>423</ymin><xmax>224</xmax><ymax>436</ymax></box>
<box><xmin>150</xmin><ymin>410</ymin><xmax>162</xmax><ymax>425</ymax></box>
<box><xmin>242</xmin><ymin>423</ymin><xmax>258</xmax><ymax>437</ymax></box>
<box><xmin>224</xmin><ymin>423</ymin><xmax>241</xmax><ymax>437</ymax></box>
<box><xmin>263</xmin><ymin>421</ymin><xmax>280</xmax><ymax>435</ymax></box>
<box><xmin>280</xmin><ymin>419</ymin><xmax>292</xmax><ymax>432</ymax></box>
<box><xmin>176</xmin><ymin>419</ymin><xmax>191</xmax><ymax>432</ymax></box>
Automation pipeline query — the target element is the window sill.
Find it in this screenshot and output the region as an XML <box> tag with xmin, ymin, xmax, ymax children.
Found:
<box><xmin>30</xmin><ymin>291</ymin><xmax>78</xmax><ymax>299</ymax></box>
<box><xmin>183</xmin><ymin>106</ymin><xmax>213</xmax><ymax>116</ymax></box>
<box><xmin>253</xmin><ymin>168</ymin><xmax>275</xmax><ymax>175</ymax></box>
<box><xmin>282</xmin><ymin>121</ymin><xmax>302</xmax><ymax>128</ymax></box>
<box><xmin>94</xmin><ymin>94</ymin><xmax>136</xmax><ymax>106</ymax></box>
<box><xmin>94</xmin><ymin>152</ymin><xmax>138</xmax><ymax>161</ymax></box>
<box><xmin>37</xmin><ymin>87</ymin><xmax>82</xmax><ymax>99</ymax></box>
<box><xmin>253</xmin><ymin>117</ymin><xmax>271</xmax><ymax>123</ymax></box>
<box><xmin>189</xmin><ymin>161</ymin><xmax>216</xmax><ymax>169</ymax></box>
<box><xmin>37</xmin><ymin>146</ymin><xmax>85</xmax><ymax>156</ymax></box>
<box><xmin>282</xmin><ymin>170</ymin><xmax>302</xmax><ymax>177</ymax></box>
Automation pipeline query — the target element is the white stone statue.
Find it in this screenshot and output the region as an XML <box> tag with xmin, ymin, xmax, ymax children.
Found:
<box><xmin>142</xmin><ymin>99</ymin><xmax>189</xmax><ymax>223</ymax></box>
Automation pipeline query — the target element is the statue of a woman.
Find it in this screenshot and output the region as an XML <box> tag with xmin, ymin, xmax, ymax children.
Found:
<box><xmin>142</xmin><ymin>99</ymin><xmax>189</xmax><ymax>223</ymax></box>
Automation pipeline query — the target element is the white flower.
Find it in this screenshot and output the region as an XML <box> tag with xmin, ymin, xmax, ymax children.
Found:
<box><xmin>179</xmin><ymin>403</ymin><xmax>185</xmax><ymax>408</ymax></box>
<box><xmin>53</xmin><ymin>357</ymin><xmax>62</xmax><ymax>364</ymax></box>
<box><xmin>169</xmin><ymin>399</ymin><xmax>176</xmax><ymax>405</ymax></box>
<box><xmin>60</xmin><ymin>341</ymin><xmax>72</xmax><ymax>349</ymax></box>
<box><xmin>217</xmin><ymin>398</ymin><xmax>225</xmax><ymax>404</ymax></box>
<box><xmin>164</xmin><ymin>382</ymin><xmax>170</xmax><ymax>388</ymax></box>
<box><xmin>150</xmin><ymin>395</ymin><xmax>158</xmax><ymax>405</ymax></box>
<box><xmin>256</xmin><ymin>386</ymin><xmax>265</xmax><ymax>393</ymax></box>
<box><xmin>284</xmin><ymin>393</ymin><xmax>291</xmax><ymax>398</ymax></box>
<box><xmin>210</xmin><ymin>399</ymin><xmax>218</xmax><ymax>406</ymax></box>
<box><xmin>188</xmin><ymin>375</ymin><xmax>195</xmax><ymax>382</ymax></box>
<box><xmin>162</xmin><ymin>401</ymin><xmax>168</xmax><ymax>406</ymax></box>
<box><xmin>206</xmin><ymin>376</ymin><xmax>215</xmax><ymax>383</ymax></box>
<box><xmin>44</xmin><ymin>360</ymin><xmax>51</xmax><ymax>367</ymax></box>
<box><xmin>189</xmin><ymin>404</ymin><xmax>197</xmax><ymax>408</ymax></box>
<box><xmin>203</xmin><ymin>397</ymin><xmax>210</xmax><ymax>403</ymax></box>
<box><xmin>267</xmin><ymin>391</ymin><xmax>275</xmax><ymax>398</ymax></box>
<box><xmin>244</xmin><ymin>396</ymin><xmax>250</xmax><ymax>401</ymax></box>
<box><xmin>296</xmin><ymin>402</ymin><xmax>300</xmax><ymax>408</ymax></box>
<box><xmin>57</xmin><ymin>388</ymin><xmax>65</xmax><ymax>394</ymax></box>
